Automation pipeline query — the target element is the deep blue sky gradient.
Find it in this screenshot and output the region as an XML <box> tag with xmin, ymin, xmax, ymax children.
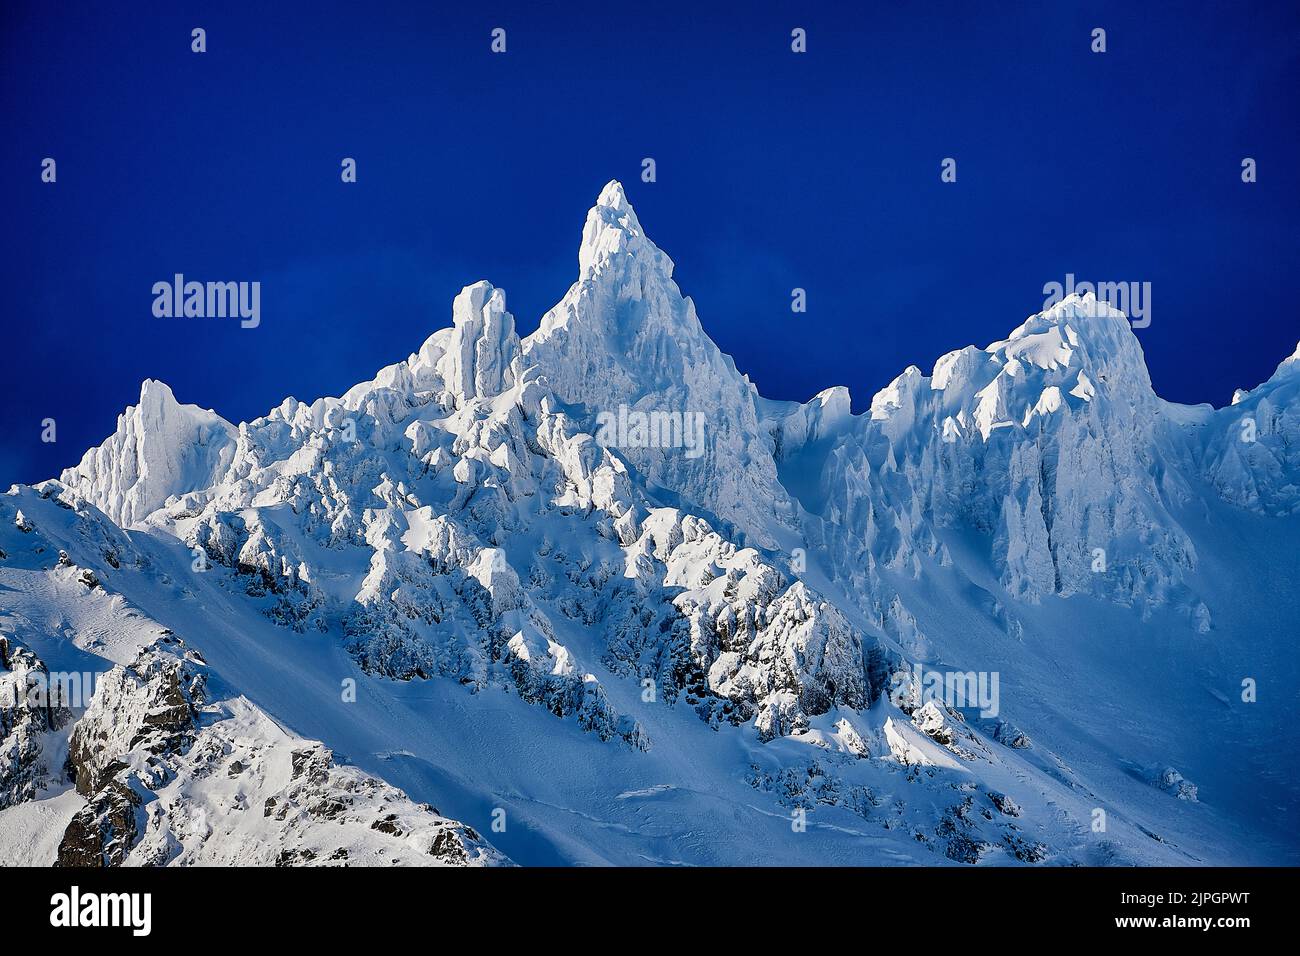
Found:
<box><xmin>3</xmin><ymin>0</ymin><xmax>1298</xmax><ymax>483</ymax></box>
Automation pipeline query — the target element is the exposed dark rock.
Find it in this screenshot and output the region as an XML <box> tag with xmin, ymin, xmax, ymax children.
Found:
<box><xmin>56</xmin><ymin>780</ymin><xmax>142</xmax><ymax>868</ymax></box>
<box><xmin>989</xmin><ymin>790</ymin><xmax>1021</xmax><ymax>816</ymax></box>
<box><xmin>1</xmin><ymin>637</ymin><xmax>74</xmax><ymax>809</ymax></box>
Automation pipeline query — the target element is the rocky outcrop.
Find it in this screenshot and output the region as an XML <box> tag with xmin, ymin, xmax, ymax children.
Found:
<box><xmin>55</xmin><ymin>637</ymin><xmax>508</xmax><ymax>867</ymax></box>
<box><xmin>57</xmin><ymin>779</ymin><xmax>143</xmax><ymax>867</ymax></box>
<box><xmin>0</xmin><ymin>635</ymin><xmax>73</xmax><ymax>809</ymax></box>
<box><xmin>65</xmin><ymin>634</ymin><xmax>204</xmax><ymax>797</ymax></box>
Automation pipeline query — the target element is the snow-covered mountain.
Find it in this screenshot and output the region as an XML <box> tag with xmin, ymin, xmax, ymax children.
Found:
<box><xmin>2</xmin><ymin>182</ymin><xmax>1297</xmax><ymax>866</ymax></box>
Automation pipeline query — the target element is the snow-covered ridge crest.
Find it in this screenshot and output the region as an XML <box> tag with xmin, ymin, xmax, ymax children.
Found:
<box><xmin>49</xmin><ymin>183</ymin><xmax>892</xmax><ymax>753</ymax></box>
<box><xmin>53</xmin><ymin>183</ymin><xmax>1300</xmax><ymax>637</ymax></box>
<box><xmin>768</xmin><ymin>287</ymin><xmax>1273</xmax><ymax>622</ymax></box>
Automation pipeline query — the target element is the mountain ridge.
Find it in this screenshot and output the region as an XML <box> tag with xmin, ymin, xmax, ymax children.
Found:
<box><xmin>3</xmin><ymin>181</ymin><xmax>1297</xmax><ymax>866</ymax></box>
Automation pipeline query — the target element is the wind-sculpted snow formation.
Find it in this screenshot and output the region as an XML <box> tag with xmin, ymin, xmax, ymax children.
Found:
<box><xmin>2</xmin><ymin>182</ymin><xmax>1297</xmax><ymax>866</ymax></box>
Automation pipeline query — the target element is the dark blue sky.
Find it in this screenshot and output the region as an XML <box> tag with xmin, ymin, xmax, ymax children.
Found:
<box><xmin>3</xmin><ymin>0</ymin><xmax>1297</xmax><ymax>484</ymax></box>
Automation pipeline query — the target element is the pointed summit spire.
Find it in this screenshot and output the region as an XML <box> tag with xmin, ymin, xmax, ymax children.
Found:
<box><xmin>578</xmin><ymin>180</ymin><xmax>669</xmax><ymax>279</ymax></box>
<box><xmin>522</xmin><ymin>178</ymin><xmax>793</xmax><ymax>549</ymax></box>
<box><xmin>596</xmin><ymin>179</ymin><xmax>630</xmax><ymax>211</ymax></box>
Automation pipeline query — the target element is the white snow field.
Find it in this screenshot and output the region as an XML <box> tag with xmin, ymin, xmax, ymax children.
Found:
<box><xmin>2</xmin><ymin>182</ymin><xmax>1296</xmax><ymax>866</ymax></box>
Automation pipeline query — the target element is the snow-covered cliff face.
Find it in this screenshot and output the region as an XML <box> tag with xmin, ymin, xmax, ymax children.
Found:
<box><xmin>7</xmin><ymin>182</ymin><xmax>1299</xmax><ymax>867</ymax></box>
<box><xmin>768</xmin><ymin>296</ymin><xmax>1209</xmax><ymax>622</ymax></box>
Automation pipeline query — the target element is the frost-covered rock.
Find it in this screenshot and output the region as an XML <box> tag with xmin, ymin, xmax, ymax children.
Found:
<box><xmin>0</xmin><ymin>636</ymin><xmax>73</xmax><ymax>809</ymax></box>
<box><xmin>65</xmin><ymin>633</ymin><xmax>206</xmax><ymax>797</ymax></box>
<box><xmin>57</xmin><ymin>638</ymin><xmax>507</xmax><ymax>867</ymax></box>
<box><xmin>1150</xmin><ymin>765</ymin><xmax>1199</xmax><ymax>802</ymax></box>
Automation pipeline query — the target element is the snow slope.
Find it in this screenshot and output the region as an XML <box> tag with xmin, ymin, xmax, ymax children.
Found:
<box><xmin>2</xmin><ymin>182</ymin><xmax>1296</xmax><ymax>866</ymax></box>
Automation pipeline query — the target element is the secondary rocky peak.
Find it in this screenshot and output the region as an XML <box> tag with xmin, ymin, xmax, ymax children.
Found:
<box><xmin>138</xmin><ymin>377</ymin><xmax>179</xmax><ymax>413</ymax></box>
<box><xmin>811</xmin><ymin>385</ymin><xmax>853</xmax><ymax>420</ymax></box>
<box><xmin>60</xmin><ymin>380</ymin><xmax>236</xmax><ymax>527</ymax></box>
<box><xmin>997</xmin><ymin>293</ymin><xmax>1138</xmax><ymax>362</ymax></box>
<box><xmin>437</xmin><ymin>280</ymin><xmax>519</xmax><ymax>402</ymax></box>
